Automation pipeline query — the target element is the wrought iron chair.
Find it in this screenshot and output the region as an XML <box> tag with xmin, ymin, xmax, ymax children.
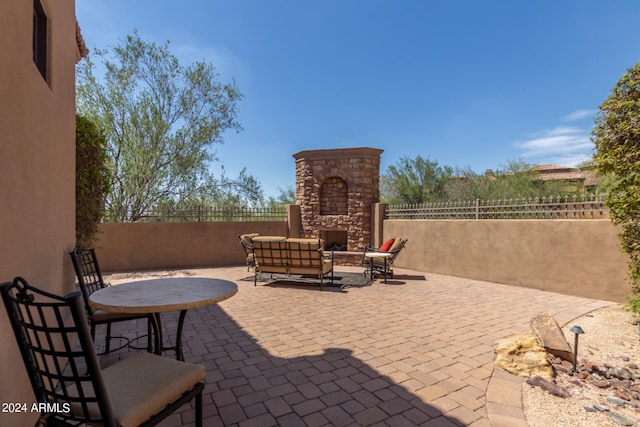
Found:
<box><xmin>1</xmin><ymin>276</ymin><xmax>205</xmax><ymax>427</ymax></box>
<box><xmin>238</xmin><ymin>233</ymin><xmax>259</xmax><ymax>271</ymax></box>
<box><xmin>69</xmin><ymin>246</ymin><xmax>151</xmax><ymax>354</ymax></box>
<box><xmin>362</xmin><ymin>238</ymin><xmax>408</xmax><ymax>279</ymax></box>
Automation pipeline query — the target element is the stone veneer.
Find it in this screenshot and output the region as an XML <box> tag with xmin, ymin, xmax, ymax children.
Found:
<box><xmin>292</xmin><ymin>147</ymin><xmax>383</xmax><ymax>252</ymax></box>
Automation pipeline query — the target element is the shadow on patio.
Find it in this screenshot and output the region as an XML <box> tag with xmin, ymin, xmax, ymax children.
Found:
<box><xmin>100</xmin><ymin>300</ymin><xmax>461</xmax><ymax>426</ymax></box>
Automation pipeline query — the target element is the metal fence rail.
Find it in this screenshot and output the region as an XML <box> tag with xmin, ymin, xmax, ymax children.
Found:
<box><xmin>386</xmin><ymin>195</ymin><xmax>609</xmax><ymax>220</ymax></box>
<box><xmin>103</xmin><ymin>206</ymin><xmax>287</xmax><ymax>223</ymax></box>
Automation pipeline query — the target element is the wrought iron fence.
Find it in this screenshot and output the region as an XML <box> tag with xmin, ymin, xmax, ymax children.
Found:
<box><xmin>103</xmin><ymin>206</ymin><xmax>287</xmax><ymax>223</ymax></box>
<box><xmin>386</xmin><ymin>195</ymin><xmax>609</xmax><ymax>220</ymax></box>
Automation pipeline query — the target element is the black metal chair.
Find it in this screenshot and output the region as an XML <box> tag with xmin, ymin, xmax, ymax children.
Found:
<box><xmin>362</xmin><ymin>238</ymin><xmax>408</xmax><ymax>279</ymax></box>
<box><xmin>69</xmin><ymin>246</ymin><xmax>151</xmax><ymax>354</ymax></box>
<box><xmin>1</xmin><ymin>276</ymin><xmax>205</xmax><ymax>427</ymax></box>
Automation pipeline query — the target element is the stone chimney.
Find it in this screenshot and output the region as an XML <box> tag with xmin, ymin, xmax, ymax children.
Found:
<box><xmin>292</xmin><ymin>147</ymin><xmax>383</xmax><ymax>252</ymax></box>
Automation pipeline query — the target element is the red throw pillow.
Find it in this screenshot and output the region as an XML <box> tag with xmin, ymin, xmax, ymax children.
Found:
<box><xmin>379</xmin><ymin>238</ymin><xmax>395</xmax><ymax>252</ymax></box>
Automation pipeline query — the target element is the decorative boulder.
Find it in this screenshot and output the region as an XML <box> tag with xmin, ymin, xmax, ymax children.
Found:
<box><xmin>495</xmin><ymin>334</ymin><xmax>554</xmax><ymax>380</ymax></box>
<box><xmin>530</xmin><ymin>313</ymin><xmax>574</xmax><ymax>363</ymax></box>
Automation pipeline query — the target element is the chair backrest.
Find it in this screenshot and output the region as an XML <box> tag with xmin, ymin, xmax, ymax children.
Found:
<box><xmin>1</xmin><ymin>277</ymin><xmax>116</xmax><ymax>426</ymax></box>
<box><xmin>239</xmin><ymin>233</ymin><xmax>259</xmax><ymax>256</ymax></box>
<box><xmin>388</xmin><ymin>239</ymin><xmax>408</xmax><ymax>265</ymax></box>
<box><xmin>69</xmin><ymin>246</ymin><xmax>106</xmax><ymax>316</ymax></box>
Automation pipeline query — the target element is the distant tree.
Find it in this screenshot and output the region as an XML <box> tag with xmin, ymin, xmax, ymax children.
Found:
<box><xmin>381</xmin><ymin>155</ymin><xmax>453</xmax><ymax>204</ymax></box>
<box><xmin>76</xmin><ymin>31</ymin><xmax>261</xmax><ymax>221</ymax></box>
<box><xmin>575</xmin><ymin>159</ymin><xmax>608</xmax><ymax>196</ymax></box>
<box><xmin>263</xmin><ymin>186</ymin><xmax>296</xmax><ymax>209</ymax></box>
<box><xmin>592</xmin><ymin>61</ymin><xmax>640</xmax><ymax>314</ymax></box>
<box><xmin>441</xmin><ymin>166</ymin><xmax>484</xmax><ymax>201</ymax></box>
<box><xmin>207</xmin><ymin>167</ymin><xmax>263</xmax><ymax>208</ymax></box>
<box><xmin>444</xmin><ymin>159</ymin><xmax>569</xmax><ymax>201</ymax></box>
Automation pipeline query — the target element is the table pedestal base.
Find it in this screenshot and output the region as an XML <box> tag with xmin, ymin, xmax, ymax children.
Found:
<box><xmin>150</xmin><ymin>310</ymin><xmax>188</xmax><ymax>361</ymax></box>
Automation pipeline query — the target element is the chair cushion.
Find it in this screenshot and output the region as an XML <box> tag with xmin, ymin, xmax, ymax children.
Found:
<box><xmin>389</xmin><ymin>238</ymin><xmax>404</xmax><ymax>252</ymax></box>
<box><xmin>371</xmin><ymin>256</ymin><xmax>392</xmax><ymax>267</ymax></box>
<box><xmin>240</xmin><ymin>233</ymin><xmax>259</xmax><ymax>246</ymax></box>
<box><xmin>379</xmin><ymin>238</ymin><xmax>395</xmax><ymax>252</ymax></box>
<box><xmin>101</xmin><ymin>352</ymin><xmax>205</xmax><ymax>427</ymax></box>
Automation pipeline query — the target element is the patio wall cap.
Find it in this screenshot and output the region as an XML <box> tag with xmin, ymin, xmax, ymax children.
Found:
<box><xmin>292</xmin><ymin>147</ymin><xmax>384</xmax><ymax>161</ymax></box>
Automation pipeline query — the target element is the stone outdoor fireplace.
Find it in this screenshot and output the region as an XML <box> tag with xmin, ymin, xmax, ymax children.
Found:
<box><xmin>293</xmin><ymin>147</ymin><xmax>383</xmax><ymax>253</ymax></box>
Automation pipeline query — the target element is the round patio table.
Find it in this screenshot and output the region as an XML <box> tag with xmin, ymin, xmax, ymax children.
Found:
<box><xmin>89</xmin><ymin>277</ymin><xmax>238</xmax><ymax>360</ymax></box>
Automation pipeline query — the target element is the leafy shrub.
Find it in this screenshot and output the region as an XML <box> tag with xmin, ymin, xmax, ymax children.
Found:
<box><xmin>75</xmin><ymin>115</ymin><xmax>110</xmax><ymax>248</ymax></box>
<box><xmin>592</xmin><ymin>62</ymin><xmax>640</xmax><ymax>314</ymax></box>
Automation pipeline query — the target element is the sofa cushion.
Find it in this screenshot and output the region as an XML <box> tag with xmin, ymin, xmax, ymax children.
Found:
<box><xmin>252</xmin><ymin>236</ymin><xmax>287</xmax><ymax>242</ymax></box>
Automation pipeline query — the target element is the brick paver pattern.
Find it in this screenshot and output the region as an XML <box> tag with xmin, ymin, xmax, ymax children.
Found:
<box><xmin>101</xmin><ymin>266</ymin><xmax>611</xmax><ymax>427</ymax></box>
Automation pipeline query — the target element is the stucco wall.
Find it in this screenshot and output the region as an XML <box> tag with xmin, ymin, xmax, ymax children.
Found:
<box><xmin>384</xmin><ymin>219</ymin><xmax>631</xmax><ymax>303</ymax></box>
<box><xmin>96</xmin><ymin>221</ymin><xmax>289</xmax><ymax>272</ymax></box>
<box><xmin>0</xmin><ymin>1</ymin><xmax>79</xmax><ymax>425</ymax></box>
<box><xmin>95</xmin><ymin>218</ymin><xmax>631</xmax><ymax>303</ymax></box>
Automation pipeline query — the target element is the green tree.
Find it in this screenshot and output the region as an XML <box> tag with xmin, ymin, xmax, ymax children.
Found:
<box><xmin>263</xmin><ymin>185</ymin><xmax>296</xmax><ymax>209</ymax></box>
<box><xmin>381</xmin><ymin>155</ymin><xmax>454</xmax><ymax>204</ymax></box>
<box><xmin>448</xmin><ymin>159</ymin><xmax>568</xmax><ymax>200</ymax></box>
<box><xmin>76</xmin><ymin>31</ymin><xmax>261</xmax><ymax>221</ymax></box>
<box><xmin>75</xmin><ymin>115</ymin><xmax>110</xmax><ymax>247</ymax></box>
<box><xmin>592</xmin><ymin>61</ymin><xmax>640</xmax><ymax>314</ymax></box>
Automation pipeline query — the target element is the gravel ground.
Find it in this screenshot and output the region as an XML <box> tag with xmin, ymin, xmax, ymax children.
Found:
<box><xmin>523</xmin><ymin>305</ymin><xmax>640</xmax><ymax>427</ymax></box>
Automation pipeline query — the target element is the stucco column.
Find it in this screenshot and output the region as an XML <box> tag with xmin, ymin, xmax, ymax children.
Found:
<box><xmin>286</xmin><ymin>204</ymin><xmax>302</xmax><ymax>238</ymax></box>
<box><xmin>372</xmin><ymin>203</ymin><xmax>387</xmax><ymax>247</ymax></box>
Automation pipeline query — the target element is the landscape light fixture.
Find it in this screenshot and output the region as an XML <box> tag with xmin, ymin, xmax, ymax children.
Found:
<box><xmin>569</xmin><ymin>325</ymin><xmax>585</xmax><ymax>374</ymax></box>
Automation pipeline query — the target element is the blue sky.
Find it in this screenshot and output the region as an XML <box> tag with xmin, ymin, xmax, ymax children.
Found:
<box><xmin>76</xmin><ymin>0</ymin><xmax>640</xmax><ymax>198</ymax></box>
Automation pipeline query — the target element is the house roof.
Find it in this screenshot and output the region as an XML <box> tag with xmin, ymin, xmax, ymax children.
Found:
<box><xmin>532</xmin><ymin>164</ymin><xmax>599</xmax><ymax>187</ymax></box>
<box><xmin>532</xmin><ymin>164</ymin><xmax>574</xmax><ymax>173</ymax></box>
<box><xmin>75</xmin><ymin>20</ymin><xmax>89</xmax><ymax>59</ymax></box>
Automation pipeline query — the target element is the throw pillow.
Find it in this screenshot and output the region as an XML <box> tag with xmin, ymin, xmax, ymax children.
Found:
<box><xmin>379</xmin><ymin>238</ymin><xmax>395</xmax><ymax>252</ymax></box>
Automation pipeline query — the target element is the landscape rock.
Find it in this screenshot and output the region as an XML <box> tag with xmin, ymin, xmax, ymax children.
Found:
<box><xmin>612</xmin><ymin>367</ymin><xmax>635</xmax><ymax>380</ymax></box>
<box><xmin>615</xmin><ymin>389</ymin><xmax>633</xmax><ymax>402</ymax></box>
<box><xmin>530</xmin><ymin>313</ymin><xmax>574</xmax><ymax>362</ymax></box>
<box><xmin>609</xmin><ymin>395</ymin><xmax>630</xmax><ymax>406</ymax></box>
<box><xmin>526</xmin><ymin>376</ymin><xmax>571</xmax><ymax>398</ymax></box>
<box><xmin>495</xmin><ymin>334</ymin><xmax>553</xmax><ymax>379</ymax></box>
<box><xmin>593</xmin><ymin>379</ymin><xmax>611</xmax><ymax>388</ymax></box>
<box><xmin>607</xmin><ymin>411</ymin><xmax>637</xmax><ymax>426</ymax></box>
<box><xmin>522</xmin><ymin>307</ymin><xmax>640</xmax><ymax>425</ymax></box>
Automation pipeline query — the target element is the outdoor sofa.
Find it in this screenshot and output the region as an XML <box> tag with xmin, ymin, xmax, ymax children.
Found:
<box><xmin>250</xmin><ymin>236</ymin><xmax>334</xmax><ymax>290</ymax></box>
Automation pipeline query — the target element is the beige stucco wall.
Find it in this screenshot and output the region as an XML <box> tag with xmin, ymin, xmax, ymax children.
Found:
<box><xmin>384</xmin><ymin>219</ymin><xmax>631</xmax><ymax>303</ymax></box>
<box><xmin>96</xmin><ymin>221</ymin><xmax>289</xmax><ymax>272</ymax></box>
<box><xmin>0</xmin><ymin>1</ymin><xmax>79</xmax><ymax>425</ymax></box>
<box><xmin>95</xmin><ymin>217</ymin><xmax>631</xmax><ymax>303</ymax></box>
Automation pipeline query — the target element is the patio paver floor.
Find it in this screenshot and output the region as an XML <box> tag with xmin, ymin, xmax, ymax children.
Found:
<box><xmin>101</xmin><ymin>266</ymin><xmax>613</xmax><ymax>427</ymax></box>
